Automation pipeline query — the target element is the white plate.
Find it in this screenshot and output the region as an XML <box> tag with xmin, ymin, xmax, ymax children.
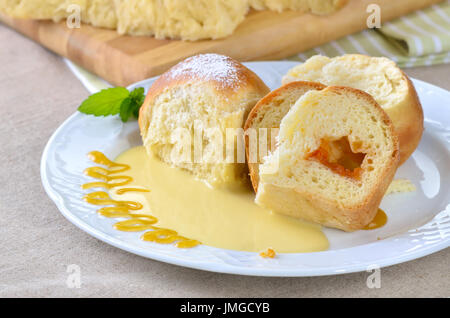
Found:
<box><xmin>41</xmin><ymin>61</ymin><xmax>450</xmax><ymax>277</ymax></box>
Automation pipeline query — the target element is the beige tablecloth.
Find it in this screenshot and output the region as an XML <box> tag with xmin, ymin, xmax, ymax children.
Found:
<box><xmin>0</xmin><ymin>24</ymin><xmax>449</xmax><ymax>298</ymax></box>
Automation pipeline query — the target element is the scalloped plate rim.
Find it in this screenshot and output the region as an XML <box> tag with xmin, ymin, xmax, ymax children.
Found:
<box><xmin>41</xmin><ymin>61</ymin><xmax>450</xmax><ymax>277</ymax></box>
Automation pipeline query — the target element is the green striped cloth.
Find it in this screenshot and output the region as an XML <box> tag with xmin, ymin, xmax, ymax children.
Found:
<box><xmin>287</xmin><ymin>0</ymin><xmax>450</xmax><ymax>67</ymax></box>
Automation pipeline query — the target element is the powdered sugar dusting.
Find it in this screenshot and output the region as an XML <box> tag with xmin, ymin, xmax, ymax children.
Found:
<box><xmin>168</xmin><ymin>54</ymin><xmax>242</xmax><ymax>90</ymax></box>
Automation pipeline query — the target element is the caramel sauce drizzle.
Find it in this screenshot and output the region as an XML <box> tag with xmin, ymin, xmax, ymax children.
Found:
<box><xmin>116</xmin><ymin>188</ymin><xmax>151</xmax><ymax>195</ymax></box>
<box><xmin>363</xmin><ymin>209</ymin><xmax>387</xmax><ymax>230</ymax></box>
<box><xmin>259</xmin><ymin>248</ymin><xmax>276</xmax><ymax>259</ymax></box>
<box><xmin>81</xmin><ymin>151</ymin><xmax>200</xmax><ymax>249</ymax></box>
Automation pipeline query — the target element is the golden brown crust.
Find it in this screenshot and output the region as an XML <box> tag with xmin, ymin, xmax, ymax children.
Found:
<box><xmin>244</xmin><ymin>81</ymin><xmax>326</xmax><ymax>192</ymax></box>
<box><xmin>385</xmin><ymin>72</ymin><xmax>424</xmax><ymax>165</ymax></box>
<box><xmin>283</xmin><ymin>54</ymin><xmax>424</xmax><ymax>165</ymax></box>
<box><xmin>139</xmin><ymin>54</ymin><xmax>270</xmax><ymax>138</ymax></box>
<box><xmin>245</xmin><ymin>81</ymin><xmax>327</xmax><ymax>129</ymax></box>
<box><xmin>255</xmin><ymin>86</ymin><xmax>400</xmax><ymax>231</ymax></box>
<box><xmin>146</xmin><ymin>55</ymin><xmax>268</xmax><ymax>100</ymax></box>
<box><xmin>326</xmin><ymin>87</ymin><xmax>400</xmax><ymax>230</ymax></box>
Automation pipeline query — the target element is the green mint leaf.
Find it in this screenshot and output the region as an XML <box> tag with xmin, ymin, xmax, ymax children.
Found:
<box><xmin>78</xmin><ymin>87</ymin><xmax>130</xmax><ymax>116</ymax></box>
<box><xmin>124</xmin><ymin>87</ymin><xmax>146</xmax><ymax>122</ymax></box>
<box><xmin>78</xmin><ymin>86</ymin><xmax>146</xmax><ymax>122</ymax></box>
<box><xmin>129</xmin><ymin>98</ymin><xmax>143</xmax><ymax>121</ymax></box>
<box><xmin>119</xmin><ymin>98</ymin><xmax>133</xmax><ymax>123</ymax></box>
<box><xmin>132</xmin><ymin>101</ymin><xmax>141</xmax><ymax>118</ymax></box>
<box><xmin>130</xmin><ymin>87</ymin><xmax>145</xmax><ymax>104</ymax></box>
<box><xmin>130</xmin><ymin>88</ymin><xmax>146</xmax><ymax>116</ymax></box>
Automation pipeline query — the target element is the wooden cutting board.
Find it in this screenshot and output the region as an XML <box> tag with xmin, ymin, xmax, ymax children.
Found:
<box><xmin>0</xmin><ymin>0</ymin><xmax>442</xmax><ymax>86</ymax></box>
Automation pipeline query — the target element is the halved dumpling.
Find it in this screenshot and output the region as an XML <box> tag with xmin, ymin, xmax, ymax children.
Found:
<box><xmin>244</xmin><ymin>81</ymin><xmax>326</xmax><ymax>191</ymax></box>
<box><xmin>283</xmin><ymin>55</ymin><xmax>423</xmax><ymax>165</ymax></box>
<box><xmin>255</xmin><ymin>86</ymin><xmax>400</xmax><ymax>231</ymax></box>
<box><xmin>139</xmin><ymin>54</ymin><xmax>269</xmax><ymax>187</ymax></box>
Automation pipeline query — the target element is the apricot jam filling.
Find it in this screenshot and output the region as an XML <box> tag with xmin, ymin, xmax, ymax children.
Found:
<box><xmin>305</xmin><ymin>137</ymin><xmax>366</xmax><ymax>180</ymax></box>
